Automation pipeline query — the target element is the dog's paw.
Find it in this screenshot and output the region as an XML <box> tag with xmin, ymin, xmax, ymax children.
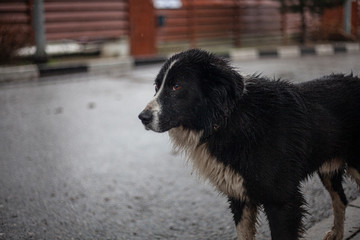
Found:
<box><xmin>322</xmin><ymin>230</ymin><xmax>344</xmax><ymax>240</ymax></box>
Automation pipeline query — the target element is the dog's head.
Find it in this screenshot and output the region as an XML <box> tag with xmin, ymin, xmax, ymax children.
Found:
<box><xmin>138</xmin><ymin>49</ymin><xmax>244</xmax><ymax>137</ymax></box>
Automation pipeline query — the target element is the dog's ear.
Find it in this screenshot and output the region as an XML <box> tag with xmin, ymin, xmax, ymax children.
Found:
<box><xmin>200</xmin><ymin>60</ymin><xmax>244</xmax><ymax>139</ymax></box>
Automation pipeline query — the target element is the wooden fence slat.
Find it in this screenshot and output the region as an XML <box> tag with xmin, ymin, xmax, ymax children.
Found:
<box><xmin>0</xmin><ymin>14</ymin><xmax>30</xmax><ymax>23</ymax></box>
<box><xmin>45</xmin><ymin>21</ymin><xmax>128</xmax><ymax>33</ymax></box>
<box><xmin>0</xmin><ymin>3</ymin><xmax>28</xmax><ymax>12</ymax></box>
<box><xmin>45</xmin><ymin>12</ymin><xmax>128</xmax><ymax>22</ymax></box>
<box><xmin>44</xmin><ymin>2</ymin><xmax>127</xmax><ymax>12</ymax></box>
<box><xmin>46</xmin><ymin>29</ymin><xmax>128</xmax><ymax>41</ymax></box>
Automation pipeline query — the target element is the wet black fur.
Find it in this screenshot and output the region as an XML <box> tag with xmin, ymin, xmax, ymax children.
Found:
<box><xmin>146</xmin><ymin>49</ymin><xmax>360</xmax><ymax>239</ymax></box>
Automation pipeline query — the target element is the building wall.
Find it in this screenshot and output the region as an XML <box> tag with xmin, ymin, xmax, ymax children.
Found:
<box><xmin>44</xmin><ymin>0</ymin><xmax>128</xmax><ymax>42</ymax></box>
<box><xmin>155</xmin><ymin>0</ymin><xmax>238</xmax><ymax>52</ymax></box>
<box><xmin>0</xmin><ymin>0</ymin><xmax>129</xmax><ymax>44</ymax></box>
<box><xmin>0</xmin><ymin>0</ymin><xmax>32</xmax><ymax>41</ymax></box>
<box><xmin>0</xmin><ymin>0</ymin><xmax>358</xmax><ymax>57</ymax></box>
<box><xmin>155</xmin><ymin>0</ymin><xmax>322</xmax><ymax>50</ymax></box>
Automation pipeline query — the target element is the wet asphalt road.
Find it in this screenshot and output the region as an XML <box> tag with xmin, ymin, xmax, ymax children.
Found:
<box><xmin>1</xmin><ymin>53</ymin><xmax>360</xmax><ymax>240</ymax></box>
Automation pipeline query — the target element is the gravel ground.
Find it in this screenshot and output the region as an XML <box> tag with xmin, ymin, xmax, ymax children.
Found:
<box><xmin>0</xmin><ymin>53</ymin><xmax>360</xmax><ymax>240</ymax></box>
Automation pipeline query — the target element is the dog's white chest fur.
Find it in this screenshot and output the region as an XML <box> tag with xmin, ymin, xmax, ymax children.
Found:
<box><xmin>169</xmin><ymin>127</ymin><xmax>247</xmax><ymax>200</ymax></box>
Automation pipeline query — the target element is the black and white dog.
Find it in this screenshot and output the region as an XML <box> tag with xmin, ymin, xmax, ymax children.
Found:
<box><xmin>138</xmin><ymin>49</ymin><xmax>360</xmax><ymax>240</ymax></box>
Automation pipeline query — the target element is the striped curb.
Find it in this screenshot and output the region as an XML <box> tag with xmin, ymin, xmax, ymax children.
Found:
<box><xmin>230</xmin><ymin>43</ymin><xmax>360</xmax><ymax>61</ymax></box>
<box><xmin>0</xmin><ymin>57</ymin><xmax>133</xmax><ymax>82</ymax></box>
<box><xmin>0</xmin><ymin>65</ymin><xmax>39</xmax><ymax>82</ymax></box>
<box><xmin>1</xmin><ymin>43</ymin><xmax>359</xmax><ymax>82</ymax></box>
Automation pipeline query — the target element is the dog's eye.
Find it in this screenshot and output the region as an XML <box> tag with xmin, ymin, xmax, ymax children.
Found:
<box><xmin>154</xmin><ymin>83</ymin><xmax>159</xmax><ymax>92</ymax></box>
<box><xmin>172</xmin><ymin>84</ymin><xmax>181</xmax><ymax>91</ymax></box>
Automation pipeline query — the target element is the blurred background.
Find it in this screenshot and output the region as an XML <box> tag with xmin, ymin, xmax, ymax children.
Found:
<box><xmin>0</xmin><ymin>0</ymin><xmax>359</xmax><ymax>63</ymax></box>
<box><xmin>1</xmin><ymin>1</ymin><xmax>360</xmax><ymax>240</ymax></box>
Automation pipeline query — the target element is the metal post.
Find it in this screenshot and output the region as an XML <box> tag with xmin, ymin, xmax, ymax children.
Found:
<box><xmin>32</xmin><ymin>0</ymin><xmax>47</xmax><ymax>62</ymax></box>
<box><xmin>343</xmin><ymin>0</ymin><xmax>351</xmax><ymax>35</ymax></box>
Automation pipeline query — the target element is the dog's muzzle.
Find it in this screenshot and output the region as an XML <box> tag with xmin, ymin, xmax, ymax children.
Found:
<box><xmin>138</xmin><ymin>109</ymin><xmax>153</xmax><ymax>127</ymax></box>
<box><xmin>139</xmin><ymin>98</ymin><xmax>162</xmax><ymax>132</ymax></box>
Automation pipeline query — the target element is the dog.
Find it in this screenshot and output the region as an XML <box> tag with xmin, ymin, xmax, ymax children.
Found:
<box><xmin>138</xmin><ymin>49</ymin><xmax>360</xmax><ymax>240</ymax></box>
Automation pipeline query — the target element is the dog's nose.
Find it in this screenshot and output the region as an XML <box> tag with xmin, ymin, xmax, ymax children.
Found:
<box><xmin>138</xmin><ymin>110</ymin><xmax>153</xmax><ymax>125</ymax></box>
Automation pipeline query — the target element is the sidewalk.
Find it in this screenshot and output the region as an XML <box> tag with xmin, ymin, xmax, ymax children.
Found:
<box><xmin>306</xmin><ymin>197</ymin><xmax>360</xmax><ymax>240</ymax></box>
<box><xmin>0</xmin><ymin>56</ymin><xmax>133</xmax><ymax>82</ymax></box>
<box><xmin>0</xmin><ymin>42</ymin><xmax>359</xmax><ymax>82</ymax></box>
<box><xmin>230</xmin><ymin>42</ymin><xmax>360</xmax><ymax>61</ymax></box>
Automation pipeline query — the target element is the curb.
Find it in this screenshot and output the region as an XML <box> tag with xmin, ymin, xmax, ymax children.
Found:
<box><xmin>129</xmin><ymin>42</ymin><xmax>360</xmax><ymax>65</ymax></box>
<box><xmin>306</xmin><ymin>197</ymin><xmax>360</xmax><ymax>240</ymax></box>
<box><xmin>0</xmin><ymin>65</ymin><xmax>39</xmax><ymax>83</ymax></box>
<box><xmin>230</xmin><ymin>43</ymin><xmax>360</xmax><ymax>61</ymax></box>
<box><xmin>1</xmin><ymin>42</ymin><xmax>359</xmax><ymax>82</ymax></box>
<box><xmin>134</xmin><ymin>56</ymin><xmax>169</xmax><ymax>66</ymax></box>
<box><xmin>0</xmin><ymin>56</ymin><xmax>133</xmax><ymax>82</ymax></box>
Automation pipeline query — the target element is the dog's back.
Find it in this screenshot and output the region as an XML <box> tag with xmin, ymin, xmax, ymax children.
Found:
<box><xmin>299</xmin><ymin>74</ymin><xmax>360</xmax><ymax>169</ymax></box>
<box><xmin>295</xmin><ymin>74</ymin><xmax>360</xmax><ymax>240</ymax></box>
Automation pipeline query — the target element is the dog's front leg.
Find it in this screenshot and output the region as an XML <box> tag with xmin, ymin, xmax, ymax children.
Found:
<box><xmin>263</xmin><ymin>196</ymin><xmax>305</xmax><ymax>240</ymax></box>
<box><xmin>229</xmin><ymin>197</ymin><xmax>258</xmax><ymax>240</ymax></box>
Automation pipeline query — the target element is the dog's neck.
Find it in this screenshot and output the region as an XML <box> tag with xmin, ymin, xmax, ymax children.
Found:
<box><xmin>168</xmin><ymin>126</ymin><xmax>203</xmax><ymax>152</ymax></box>
<box><xmin>168</xmin><ymin>126</ymin><xmax>247</xmax><ymax>200</ymax></box>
